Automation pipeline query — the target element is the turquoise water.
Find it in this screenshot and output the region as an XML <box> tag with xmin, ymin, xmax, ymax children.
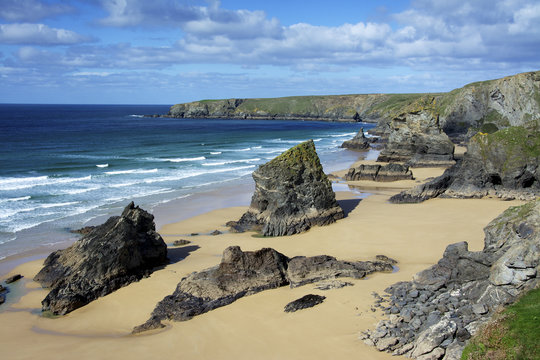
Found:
<box><xmin>0</xmin><ymin>104</ymin><xmax>373</xmax><ymax>259</ymax></box>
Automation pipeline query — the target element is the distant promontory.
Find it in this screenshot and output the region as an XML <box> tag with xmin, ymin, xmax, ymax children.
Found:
<box><xmin>165</xmin><ymin>70</ymin><xmax>540</xmax><ymax>141</ymax></box>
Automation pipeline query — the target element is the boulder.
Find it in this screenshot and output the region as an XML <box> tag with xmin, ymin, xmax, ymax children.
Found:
<box><xmin>287</xmin><ymin>255</ymin><xmax>395</xmax><ymax>288</ymax></box>
<box><xmin>377</xmin><ymin>97</ymin><xmax>455</xmax><ymax>167</ymax></box>
<box><xmin>340</xmin><ymin>128</ymin><xmax>370</xmax><ymax>150</ymax></box>
<box><xmin>228</xmin><ymin>140</ymin><xmax>344</xmax><ymax>236</ymax></box>
<box><xmin>390</xmin><ymin>125</ymin><xmax>540</xmax><ymax>203</ymax></box>
<box><xmin>133</xmin><ymin>246</ymin><xmax>290</xmax><ymax>333</ymax></box>
<box><xmin>5</xmin><ymin>274</ymin><xmax>22</xmax><ymax>284</ymax></box>
<box><xmin>345</xmin><ymin>163</ymin><xmax>413</xmax><ymax>182</ymax></box>
<box><xmin>34</xmin><ymin>202</ymin><xmax>168</xmax><ymax>315</ymax></box>
<box><xmin>173</xmin><ymin>239</ymin><xmax>191</xmax><ymax>246</ymax></box>
<box><xmin>284</xmin><ymin>294</ymin><xmax>326</xmax><ymax>312</ymax></box>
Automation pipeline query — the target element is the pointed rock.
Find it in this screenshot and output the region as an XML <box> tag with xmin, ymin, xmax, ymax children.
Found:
<box><xmin>34</xmin><ymin>202</ymin><xmax>168</xmax><ymax>315</ymax></box>
<box><xmin>228</xmin><ymin>140</ymin><xmax>344</xmax><ymax>236</ymax></box>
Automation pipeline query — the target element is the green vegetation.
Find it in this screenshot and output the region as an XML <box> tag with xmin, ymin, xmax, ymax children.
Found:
<box><xmin>269</xmin><ymin>140</ymin><xmax>322</xmax><ymax>171</ymax></box>
<box><xmin>367</xmin><ymin>93</ymin><xmax>428</xmax><ymax>117</ymax></box>
<box><xmin>461</xmin><ymin>287</ymin><xmax>540</xmax><ymax>360</ymax></box>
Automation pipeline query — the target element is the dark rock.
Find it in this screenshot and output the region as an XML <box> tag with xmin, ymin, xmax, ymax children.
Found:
<box><xmin>341</xmin><ymin>128</ymin><xmax>370</xmax><ymax>150</ymax></box>
<box><xmin>0</xmin><ymin>294</ymin><xmax>5</xmax><ymax>305</ymax></box>
<box><xmin>133</xmin><ymin>246</ymin><xmax>289</xmax><ymax>333</ymax></box>
<box><xmin>173</xmin><ymin>239</ymin><xmax>191</xmax><ymax>246</ymax></box>
<box><xmin>377</xmin><ymin>97</ymin><xmax>455</xmax><ymax>167</ymax></box>
<box><xmin>391</xmin><ymin>126</ymin><xmax>540</xmax><ymax>203</ymax></box>
<box><xmin>210</xmin><ymin>230</ymin><xmax>222</xmax><ymax>236</ymax></box>
<box><xmin>0</xmin><ymin>284</ymin><xmax>5</xmax><ymax>293</ymax></box>
<box><xmin>34</xmin><ymin>202</ymin><xmax>168</xmax><ymax>315</ymax></box>
<box><xmin>5</xmin><ymin>274</ymin><xmax>22</xmax><ymax>284</ymax></box>
<box><xmin>364</xmin><ymin>199</ymin><xmax>540</xmax><ymax>359</ymax></box>
<box><xmin>346</xmin><ymin>163</ymin><xmax>414</xmax><ymax>182</ymax></box>
<box><xmin>228</xmin><ymin>140</ymin><xmax>344</xmax><ymax>236</ymax></box>
<box><xmin>134</xmin><ymin>247</ymin><xmax>397</xmax><ymax>333</ymax></box>
<box><xmin>287</xmin><ymin>255</ymin><xmax>395</xmax><ymax>288</ymax></box>
<box><xmin>284</xmin><ymin>294</ymin><xmax>326</xmax><ymax>312</ymax></box>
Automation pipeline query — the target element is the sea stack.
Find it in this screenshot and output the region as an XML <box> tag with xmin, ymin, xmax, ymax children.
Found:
<box><xmin>34</xmin><ymin>202</ymin><xmax>168</xmax><ymax>315</ymax></box>
<box><xmin>377</xmin><ymin>97</ymin><xmax>455</xmax><ymax>167</ymax></box>
<box><xmin>341</xmin><ymin>128</ymin><xmax>370</xmax><ymax>150</ymax></box>
<box><xmin>228</xmin><ymin>140</ymin><xmax>344</xmax><ymax>236</ymax></box>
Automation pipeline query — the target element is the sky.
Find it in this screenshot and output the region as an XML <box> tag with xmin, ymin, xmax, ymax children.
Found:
<box><xmin>0</xmin><ymin>0</ymin><xmax>539</xmax><ymax>105</ymax></box>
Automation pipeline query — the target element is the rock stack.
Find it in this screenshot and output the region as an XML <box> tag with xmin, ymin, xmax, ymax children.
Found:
<box><xmin>361</xmin><ymin>199</ymin><xmax>540</xmax><ymax>359</ymax></box>
<box><xmin>341</xmin><ymin>128</ymin><xmax>370</xmax><ymax>150</ymax></box>
<box><xmin>228</xmin><ymin>140</ymin><xmax>344</xmax><ymax>236</ymax></box>
<box><xmin>390</xmin><ymin>125</ymin><xmax>540</xmax><ymax>203</ymax></box>
<box><xmin>34</xmin><ymin>202</ymin><xmax>168</xmax><ymax>315</ymax></box>
<box><xmin>377</xmin><ymin>97</ymin><xmax>455</xmax><ymax>167</ymax></box>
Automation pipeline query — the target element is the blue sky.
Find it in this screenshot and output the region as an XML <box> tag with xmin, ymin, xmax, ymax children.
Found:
<box><xmin>0</xmin><ymin>0</ymin><xmax>539</xmax><ymax>104</ymax></box>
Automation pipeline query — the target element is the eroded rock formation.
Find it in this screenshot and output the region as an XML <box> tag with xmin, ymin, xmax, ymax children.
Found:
<box><xmin>228</xmin><ymin>140</ymin><xmax>344</xmax><ymax>236</ymax></box>
<box><xmin>134</xmin><ymin>246</ymin><xmax>396</xmax><ymax>333</ymax></box>
<box><xmin>377</xmin><ymin>97</ymin><xmax>455</xmax><ymax>167</ymax></box>
<box><xmin>361</xmin><ymin>199</ymin><xmax>540</xmax><ymax>359</ymax></box>
<box><xmin>345</xmin><ymin>163</ymin><xmax>413</xmax><ymax>182</ymax></box>
<box><xmin>390</xmin><ymin>125</ymin><xmax>540</xmax><ymax>203</ymax></box>
<box><xmin>34</xmin><ymin>202</ymin><xmax>168</xmax><ymax>315</ymax></box>
<box><xmin>341</xmin><ymin>128</ymin><xmax>370</xmax><ymax>150</ymax></box>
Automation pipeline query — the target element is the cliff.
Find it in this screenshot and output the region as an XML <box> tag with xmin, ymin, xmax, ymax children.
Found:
<box><xmin>166</xmin><ymin>70</ymin><xmax>540</xmax><ymax>138</ymax></box>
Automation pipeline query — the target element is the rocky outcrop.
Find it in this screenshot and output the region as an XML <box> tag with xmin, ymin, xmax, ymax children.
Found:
<box><xmin>0</xmin><ymin>284</ymin><xmax>6</xmax><ymax>305</ymax></box>
<box><xmin>287</xmin><ymin>255</ymin><xmax>395</xmax><ymax>288</ymax></box>
<box><xmin>228</xmin><ymin>140</ymin><xmax>344</xmax><ymax>236</ymax></box>
<box><xmin>34</xmin><ymin>202</ymin><xmax>168</xmax><ymax>315</ymax></box>
<box><xmin>284</xmin><ymin>294</ymin><xmax>326</xmax><ymax>312</ymax></box>
<box><xmin>5</xmin><ymin>274</ymin><xmax>22</xmax><ymax>284</ymax></box>
<box><xmin>361</xmin><ymin>199</ymin><xmax>540</xmax><ymax>359</ymax></box>
<box><xmin>341</xmin><ymin>128</ymin><xmax>370</xmax><ymax>150</ymax></box>
<box><xmin>345</xmin><ymin>163</ymin><xmax>413</xmax><ymax>182</ymax></box>
<box><xmin>377</xmin><ymin>97</ymin><xmax>456</xmax><ymax>167</ymax></box>
<box><xmin>134</xmin><ymin>246</ymin><xmax>396</xmax><ymax>333</ymax></box>
<box><xmin>390</xmin><ymin>125</ymin><xmax>540</xmax><ymax>203</ymax></box>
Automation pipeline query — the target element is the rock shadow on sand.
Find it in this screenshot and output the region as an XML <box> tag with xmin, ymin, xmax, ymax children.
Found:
<box><xmin>167</xmin><ymin>245</ymin><xmax>200</xmax><ymax>264</ymax></box>
<box><xmin>338</xmin><ymin>198</ymin><xmax>362</xmax><ymax>217</ymax></box>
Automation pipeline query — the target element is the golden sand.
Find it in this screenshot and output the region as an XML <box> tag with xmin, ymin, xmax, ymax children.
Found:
<box><xmin>0</xmin><ymin>164</ymin><xmax>524</xmax><ymax>360</ymax></box>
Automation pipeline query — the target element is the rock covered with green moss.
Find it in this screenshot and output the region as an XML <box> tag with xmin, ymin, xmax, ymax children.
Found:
<box><xmin>376</xmin><ymin>97</ymin><xmax>456</xmax><ymax>167</ymax></box>
<box><xmin>391</xmin><ymin>125</ymin><xmax>540</xmax><ymax>203</ymax></box>
<box><xmin>228</xmin><ymin>140</ymin><xmax>343</xmax><ymax>236</ymax></box>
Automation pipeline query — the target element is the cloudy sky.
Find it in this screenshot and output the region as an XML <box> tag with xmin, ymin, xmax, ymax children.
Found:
<box><xmin>1</xmin><ymin>0</ymin><xmax>539</xmax><ymax>104</ymax></box>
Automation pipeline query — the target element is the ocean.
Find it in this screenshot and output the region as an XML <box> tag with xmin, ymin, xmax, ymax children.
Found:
<box><xmin>0</xmin><ymin>104</ymin><xmax>375</xmax><ymax>260</ymax></box>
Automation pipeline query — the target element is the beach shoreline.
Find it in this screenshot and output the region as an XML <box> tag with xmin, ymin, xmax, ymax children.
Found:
<box><xmin>0</xmin><ymin>151</ymin><xmax>527</xmax><ymax>360</ymax></box>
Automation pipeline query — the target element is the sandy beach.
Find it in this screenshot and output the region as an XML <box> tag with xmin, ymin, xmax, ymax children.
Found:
<box><xmin>0</xmin><ymin>158</ymin><xmax>525</xmax><ymax>360</ymax></box>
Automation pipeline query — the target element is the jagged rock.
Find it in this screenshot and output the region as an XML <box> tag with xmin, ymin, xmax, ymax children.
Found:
<box><xmin>377</xmin><ymin>97</ymin><xmax>455</xmax><ymax>167</ymax></box>
<box><xmin>390</xmin><ymin>126</ymin><xmax>540</xmax><ymax>203</ymax></box>
<box><xmin>173</xmin><ymin>239</ymin><xmax>191</xmax><ymax>246</ymax></box>
<box><xmin>287</xmin><ymin>255</ymin><xmax>395</xmax><ymax>288</ymax></box>
<box><xmin>341</xmin><ymin>128</ymin><xmax>370</xmax><ymax>150</ymax></box>
<box><xmin>0</xmin><ymin>294</ymin><xmax>5</xmax><ymax>305</ymax></box>
<box><xmin>228</xmin><ymin>140</ymin><xmax>344</xmax><ymax>236</ymax></box>
<box><xmin>5</xmin><ymin>274</ymin><xmax>22</xmax><ymax>284</ymax></box>
<box><xmin>134</xmin><ymin>246</ymin><xmax>397</xmax><ymax>333</ymax></box>
<box><xmin>284</xmin><ymin>294</ymin><xmax>326</xmax><ymax>312</ymax></box>
<box><xmin>210</xmin><ymin>230</ymin><xmax>222</xmax><ymax>236</ymax></box>
<box><xmin>363</xmin><ymin>199</ymin><xmax>540</xmax><ymax>358</ymax></box>
<box><xmin>71</xmin><ymin>225</ymin><xmax>96</xmax><ymax>235</ymax></box>
<box><xmin>345</xmin><ymin>163</ymin><xmax>413</xmax><ymax>182</ymax></box>
<box><xmin>34</xmin><ymin>202</ymin><xmax>168</xmax><ymax>315</ymax></box>
<box><xmin>133</xmin><ymin>246</ymin><xmax>290</xmax><ymax>333</ymax></box>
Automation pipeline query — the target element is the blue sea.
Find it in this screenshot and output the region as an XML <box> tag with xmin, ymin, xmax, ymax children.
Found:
<box><xmin>0</xmin><ymin>104</ymin><xmax>375</xmax><ymax>260</ymax></box>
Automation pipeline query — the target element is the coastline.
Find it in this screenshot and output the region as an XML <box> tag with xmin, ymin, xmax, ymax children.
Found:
<box><xmin>0</xmin><ymin>152</ymin><xmax>526</xmax><ymax>359</ymax></box>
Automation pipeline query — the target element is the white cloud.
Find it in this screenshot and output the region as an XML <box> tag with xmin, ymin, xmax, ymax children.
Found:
<box><xmin>509</xmin><ymin>3</ymin><xmax>540</xmax><ymax>34</ymax></box>
<box><xmin>0</xmin><ymin>0</ymin><xmax>73</xmax><ymax>22</ymax></box>
<box><xmin>0</xmin><ymin>23</ymin><xmax>93</xmax><ymax>45</ymax></box>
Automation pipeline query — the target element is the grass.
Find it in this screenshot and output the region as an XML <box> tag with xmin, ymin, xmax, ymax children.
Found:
<box><xmin>461</xmin><ymin>287</ymin><xmax>540</xmax><ymax>360</ymax></box>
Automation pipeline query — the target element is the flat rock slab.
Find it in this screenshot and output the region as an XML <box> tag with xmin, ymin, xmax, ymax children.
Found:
<box><xmin>5</xmin><ymin>274</ymin><xmax>22</xmax><ymax>284</ymax></box>
<box><xmin>284</xmin><ymin>294</ymin><xmax>326</xmax><ymax>312</ymax></box>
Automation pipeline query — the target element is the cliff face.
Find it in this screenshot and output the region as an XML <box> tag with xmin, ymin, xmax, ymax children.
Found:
<box><xmin>166</xmin><ymin>71</ymin><xmax>540</xmax><ymax>138</ymax></box>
